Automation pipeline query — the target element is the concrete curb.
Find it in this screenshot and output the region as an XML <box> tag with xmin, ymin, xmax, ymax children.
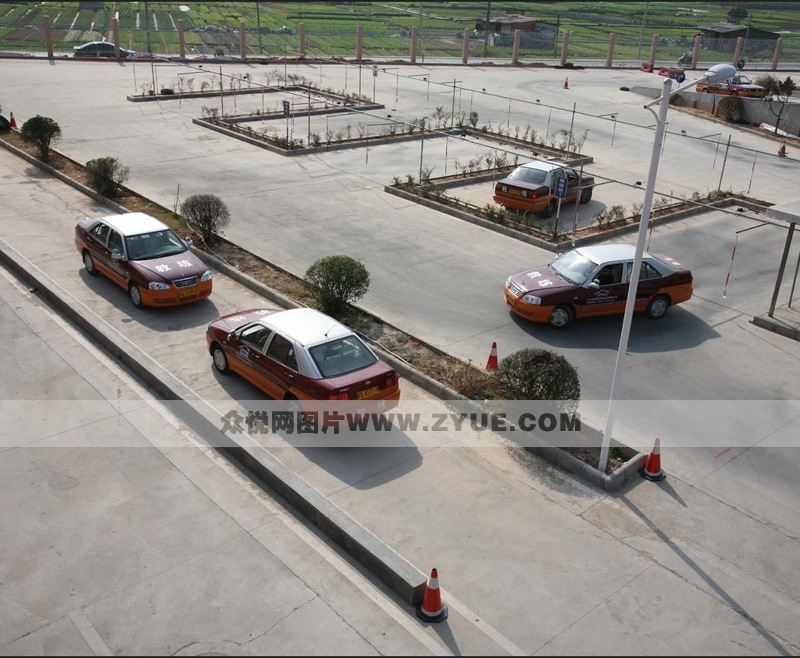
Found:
<box><xmin>752</xmin><ymin>314</ymin><xmax>800</xmax><ymax>342</ymax></box>
<box><xmin>0</xmin><ymin>236</ymin><xmax>427</xmax><ymax>607</ymax></box>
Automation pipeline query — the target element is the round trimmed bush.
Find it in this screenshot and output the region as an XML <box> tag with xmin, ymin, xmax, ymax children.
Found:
<box><xmin>492</xmin><ymin>348</ymin><xmax>580</xmax><ymax>408</ymax></box>
<box><xmin>305</xmin><ymin>255</ymin><xmax>370</xmax><ymax>316</ymax></box>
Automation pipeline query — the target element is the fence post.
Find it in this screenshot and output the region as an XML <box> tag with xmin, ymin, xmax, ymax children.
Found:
<box><xmin>410</xmin><ymin>26</ymin><xmax>418</xmax><ymax>64</ymax></box>
<box><xmin>356</xmin><ymin>25</ymin><xmax>363</xmax><ymax>62</ymax></box>
<box><xmin>560</xmin><ymin>30</ymin><xmax>570</xmax><ymax>66</ymax></box>
<box><xmin>112</xmin><ymin>15</ymin><xmax>120</xmax><ymax>57</ymax></box>
<box><xmin>43</xmin><ymin>15</ymin><xmax>53</xmax><ymax>58</ymax></box>
<box><xmin>462</xmin><ymin>28</ymin><xmax>470</xmax><ymax>64</ymax></box>
<box><xmin>648</xmin><ymin>34</ymin><xmax>658</xmax><ymax>69</ymax></box>
<box><xmin>178</xmin><ymin>19</ymin><xmax>185</xmax><ymax>58</ymax></box>
<box><xmin>691</xmin><ymin>34</ymin><xmax>701</xmax><ymax>70</ymax></box>
<box><xmin>239</xmin><ymin>21</ymin><xmax>247</xmax><ymax>59</ymax></box>
<box><xmin>300</xmin><ymin>23</ymin><xmax>306</xmax><ymax>56</ymax></box>
<box><xmin>512</xmin><ymin>29</ymin><xmax>521</xmax><ymax>64</ymax></box>
<box><xmin>732</xmin><ymin>36</ymin><xmax>744</xmax><ymax>66</ymax></box>
<box><xmin>606</xmin><ymin>32</ymin><xmax>615</xmax><ymax>67</ymax></box>
<box><xmin>771</xmin><ymin>37</ymin><xmax>783</xmax><ymax>72</ymax></box>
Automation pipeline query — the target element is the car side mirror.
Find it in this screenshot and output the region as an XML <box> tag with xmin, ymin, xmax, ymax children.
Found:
<box><xmin>184</xmin><ymin>237</ymin><xmax>193</xmax><ymax>247</ymax></box>
<box><xmin>228</xmin><ymin>330</ymin><xmax>237</xmax><ymax>342</ymax></box>
<box><xmin>588</xmin><ymin>280</ymin><xmax>600</xmax><ymax>290</ymax></box>
<box><xmin>111</xmin><ymin>249</ymin><xmax>123</xmax><ymax>260</ymax></box>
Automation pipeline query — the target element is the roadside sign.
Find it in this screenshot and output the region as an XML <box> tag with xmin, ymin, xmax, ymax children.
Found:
<box><xmin>676</xmin><ymin>72</ymin><xmax>686</xmax><ymax>83</ymax></box>
<box><xmin>373</xmin><ymin>65</ymin><xmax>378</xmax><ymax>77</ymax></box>
<box><xmin>282</xmin><ymin>100</ymin><xmax>290</xmax><ymax>117</ymax></box>
<box><xmin>737</xmin><ymin>58</ymin><xmax>746</xmax><ymax>70</ymax></box>
<box><xmin>554</xmin><ymin>175</ymin><xmax>568</xmax><ymax>200</ymax></box>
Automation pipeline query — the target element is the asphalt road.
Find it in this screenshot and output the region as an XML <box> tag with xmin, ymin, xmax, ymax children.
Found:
<box><xmin>2</xmin><ymin>58</ymin><xmax>800</xmax><ymax>654</ymax></box>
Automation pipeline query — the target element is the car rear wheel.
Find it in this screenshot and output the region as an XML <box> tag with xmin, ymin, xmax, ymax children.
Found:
<box><xmin>730</xmin><ymin>90</ymin><xmax>738</xmax><ymax>96</ymax></box>
<box><xmin>702</xmin><ymin>88</ymin><xmax>709</xmax><ymax>93</ymax></box>
<box><xmin>539</xmin><ymin>199</ymin><xmax>557</xmax><ymax>219</ymax></box>
<box><xmin>548</xmin><ymin>305</ymin><xmax>574</xmax><ymax>328</ymax></box>
<box><xmin>211</xmin><ymin>344</ymin><xmax>230</xmax><ymax>374</ymax></box>
<box><xmin>580</xmin><ymin>187</ymin><xmax>593</xmax><ymax>204</ymax></box>
<box><xmin>129</xmin><ymin>283</ymin><xmax>143</xmax><ymax>308</ymax></box>
<box><xmin>646</xmin><ymin>295</ymin><xmax>670</xmax><ymax>319</ymax></box>
<box><xmin>83</xmin><ymin>250</ymin><xmax>97</xmax><ymax>276</ymax></box>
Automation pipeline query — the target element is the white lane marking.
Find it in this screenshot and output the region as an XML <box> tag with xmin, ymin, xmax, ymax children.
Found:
<box><xmin>68</xmin><ymin>611</ymin><xmax>113</xmax><ymax>656</ymax></box>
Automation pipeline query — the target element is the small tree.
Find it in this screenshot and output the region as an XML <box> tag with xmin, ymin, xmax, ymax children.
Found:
<box><xmin>180</xmin><ymin>193</ymin><xmax>230</xmax><ymax>246</ymax></box>
<box><xmin>726</xmin><ymin>4</ymin><xmax>748</xmax><ymax>24</ymax></box>
<box><xmin>492</xmin><ymin>348</ymin><xmax>580</xmax><ymax>414</ymax></box>
<box><xmin>305</xmin><ymin>255</ymin><xmax>370</xmax><ymax>316</ymax></box>
<box><xmin>20</xmin><ymin>115</ymin><xmax>61</xmax><ymax>160</ymax></box>
<box><xmin>756</xmin><ymin>75</ymin><xmax>797</xmax><ymax>134</ymax></box>
<box><xmin>85</xmin><ymin>157</ymin><xmax>130</xmax><ymax>198</ymax></box>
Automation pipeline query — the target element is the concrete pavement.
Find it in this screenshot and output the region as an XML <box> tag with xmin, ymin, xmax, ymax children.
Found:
<box><xmin>1</xmin><ymin>139</ymin><xmax>799</xmax><ymax>654</ymax></box>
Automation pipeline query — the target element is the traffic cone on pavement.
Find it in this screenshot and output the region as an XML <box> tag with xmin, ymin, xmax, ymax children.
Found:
<box><xmin>416</xmin><ymin>568</ymin><xmax>448</xmax><ymax>623</ymax></box>
<box><xmin>9</xmin><ymin>112</ymin><xmax>17</xmax><ymax>128</ymax></box>
<box><xmin>640</xmin><ymin>438</ymin><xmax>666</xmax><ymax>481</ymax></box>
<box><xmin>486</xmin><ymin>342</ymin><xmax>498</xmax><ymax>372</ymax></box>
<box><xmin>563</xmin><ymin>77</ymin><xmax>569</xmax><ymax>89</ymax></box>
<box><xmin>779</xmin><ymin>140</ymin><xmax>787</xmax><ymax>157</ymax></box>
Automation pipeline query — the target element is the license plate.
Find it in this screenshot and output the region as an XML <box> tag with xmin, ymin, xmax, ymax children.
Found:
<box><xmin>509</xmin><ymin>188</ymin><xmax>521</xmax><ymax>195</ymax></box>
<box><xmin>356</xmin><ymin>386</ymin><xmax>379</xmax><ymax>400</ymax></box>
<box><xmin>178</xmin><ymin>289</ymin><xmax>197</xmax><ymax>299</ymax></box>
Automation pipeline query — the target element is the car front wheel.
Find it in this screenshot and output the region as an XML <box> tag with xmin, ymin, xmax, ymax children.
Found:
<box><xmin>580</xmin><ymin>187</ymin><xmax>593</xmax><ymax>204</ymax></box>
<box><xmin>212</xmin><ymin>344</ymin><xmax>230</xmax><ymax>374</ymax></box>
<box><xmin>129</xmin><ymin>284</ymin><xmax>144</xmax><ymax>308</ymax></box>
<box><xmin>83</xmin><ymin>250</ymin><xmax>97</xmax><ymax>276</ymax></box>
<box><xmin>548</xmin><ymin>305</ymin><xmax>574</xmax><ymax>328</ymax></box>
<box><xmin>701</xmin><ymin>88</ymin><xmax>709</xmax><ymax>93</ymax></box>
<box><xmin>645</xmin><ymin>295</ymin><xmax>670</xmax><ymax>319</ymax></box>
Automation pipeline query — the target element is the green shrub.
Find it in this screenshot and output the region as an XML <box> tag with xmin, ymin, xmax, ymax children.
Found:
<box><xmin>180</xmin><ymin>193</ymin><xmax>231</xmax><ymax>247</ymax></box>
<box><xmin>20</xmin><ymin>115</ymin><xmax>61</xmax><ymax>160</ymax></box>
<box><xmin>716</xmin><ymin>95</ymin><xmax>745</xmax><ymax>123</ymax></box>
<box><xmin>492</xmin><ymin>348</ymin><xmax>580</xmax><ymax>414</ymax></box>
<box><xmin>85</xmin><ymin>157</ymin><xmax>130</xmax><ymax>198</ymax></box>
<box><xmin>305</xmin><ymin>255</ymin><xmax>370</xmax><ymax>316</ymax></box>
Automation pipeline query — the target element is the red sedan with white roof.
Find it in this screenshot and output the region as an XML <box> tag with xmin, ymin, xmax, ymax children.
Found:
<box><xmin>206</xmin><ymin>307</ymin><xmax>401</xmax><ymax>403</ymax></box>
<box><xmin>74</xmin><ymin>212</ymin><xmax>212</xmax><ymax>308</ymax></box>
<box><xmin>504</xmin><ymin>244</ymin><xmax>693</xmax><ymax>327</ymax></box>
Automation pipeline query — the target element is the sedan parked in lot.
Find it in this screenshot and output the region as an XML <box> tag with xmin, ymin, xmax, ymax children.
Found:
<box><xmin>75</xmin><ymin>212</ymin><xmax>212</xmax><ymax>308</ymax></box>
<box><xmin>504</xmin><ymin>244</ymin><xmax>693</xmax><ymax>327</ymax></box>
<box><xmin>696</xmin><ymin>73</ymin><xmax>765</xmax><ymax>98</ymax></box>
<box><xmin>206</xmin><ymin>307</ymin><xmax>401</xmax><ymax>403</ymax></box>
<box><xmin>493</xmin><ymin>160</ymin><xmax>595</xmax><ymax>218</ymax></box>
<box><xmin>73</xmin><ymin>41</ymin><xmax>136</xmax><ymax>58</ymax></box>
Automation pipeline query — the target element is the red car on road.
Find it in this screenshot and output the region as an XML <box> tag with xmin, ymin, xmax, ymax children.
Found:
<box><xmin>206</xmin><ymin>307</ymin><xmax>401</xmax><ymax>404</ymax></box>
<box><xmin>696</xmin><ymin>73</ymin><xmax>765</xmax><ymax>98</ymax></box>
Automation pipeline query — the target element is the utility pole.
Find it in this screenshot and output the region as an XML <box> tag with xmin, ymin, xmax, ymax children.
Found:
<box><xmin>636</xmin><ymin>0</ymin><xmax>650</xmax><ymax>61</ymax></box>
<box><xmin>256</xmin><ymin>1</ymin><xmax>263</xmax><ymax>56</ymax></box>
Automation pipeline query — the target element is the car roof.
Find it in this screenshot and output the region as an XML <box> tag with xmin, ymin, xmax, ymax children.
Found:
<box><xmin>260</xmin><ymin>308</ymin><xmax>353</xmax><ymax>347</ymax></box>
<box><xmin>517</xmin><ymin>160</ymin><xmax>566</xmax><ymax>173</ymax></box>
<box><xmin>574</xmin><ymin>244</ymin><xmax>653</xmax><ymax>263</ymax></box>
<box><xmin>95</xmin><ymin>212</ymin><xmax>168</xmax><ymax>237</ymax></box>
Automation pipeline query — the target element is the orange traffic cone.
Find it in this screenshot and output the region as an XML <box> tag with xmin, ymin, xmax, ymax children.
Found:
<box><xmin>486</xmin><ymin>342</ymin><xmax>498</xmax><ymax>372</ymax></box>
<box><xmin>563</xmin><ymin>77</ymin><xmax>569</xmax><ymax>89</ymax></box>
<box><xmin>416</xmin><ymin>568</ymin><xmax>448</xmax><ymax>623</ymax></box>
<box><xmin>640</xmin><ymin>438</ymin><xmax>666</xmax><ymax>481</ymax></box>
<box><xmin>9</xmin><ymin>112</ymin><xmax>17</xmax><ymax>128</ymax></box>
<box><xmin>779</xmin><ymin>140</ymin><xmax>787</xmax><ymax>157</ymax></box>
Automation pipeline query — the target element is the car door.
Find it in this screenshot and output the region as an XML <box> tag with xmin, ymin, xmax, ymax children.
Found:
<box><xmin>564</xmin><ymin>167</ymin><xmax>581</xmax><ymax>202</ymax></box>
<box><xmin>227</xmin><ymin>324</ymin><xmax>279</xmax><ymax>397</ymax></box>
<box><xmin>104</xmin><ymin>229</ymin><xmax>129</xmax><ymax>289</ymax></box>
<box><xmin>626</xmin><ymin>261</ymin><xmax>665</xmax><ymax>311</ymax></box>
<box><xmin>263</xmin><ymin>333</ymin><xmax>301</xmax><ymax>399</ymax></box>
<box><xmin>85</xmin><ymin>222</ymin><xmax>112</xmax><ymax>276</ymax></box>
<box><xmin>579</xmin><ymin>262</ymin><xmax>628</xmax><ymax>317</ymax></box>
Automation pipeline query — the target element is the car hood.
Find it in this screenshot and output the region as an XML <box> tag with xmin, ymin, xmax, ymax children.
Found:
<box><xmin>508</xmin><ymin>265</ymin><xmax>575</xmax><ymax>294</ymax></box>
<box><xmin>210</xmin><ymin>308</ymin><xmax>278</xmax><ymax>332</ymax></box>
<box><xmin>132</xmin><ymin>251</ymin><xmax>208</xmax><ymax>283</ymax></box>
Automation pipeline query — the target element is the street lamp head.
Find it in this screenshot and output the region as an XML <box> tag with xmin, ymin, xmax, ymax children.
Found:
<box><xmin>704</xmin><ymin>63</ymin><xmax>738</xmax><ymax>84</ymax></box>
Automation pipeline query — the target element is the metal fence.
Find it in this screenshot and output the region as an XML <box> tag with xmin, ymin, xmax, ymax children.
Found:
<box><xmin>1</xmin><ymin>17</ymin><xmax>797</xmax><ymax>69</ymax></box>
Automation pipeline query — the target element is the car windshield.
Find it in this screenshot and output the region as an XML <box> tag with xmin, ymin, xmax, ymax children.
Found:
<box><xmin>125</xmin><ymin>229</ymin><xmax>186</xmax><ymax>260</ymax></box>
<box><xmin>309</xmin><ymin>335</ymin><xmax>377</xmax><ymax>378</ymax></box>
<box><xmin>733</xmin><ymin>75</ymin><xmax>752</xmax><ymax>84</ymax></box>
<box><xmin>507</xmin><ymin>166</ymin><xmax>549</xmax><ymax>185</ymax></box>
<box><xmin>550</xmin><ymin>250</ymin><xmax>599</xmax><ymax>285</ymax></box>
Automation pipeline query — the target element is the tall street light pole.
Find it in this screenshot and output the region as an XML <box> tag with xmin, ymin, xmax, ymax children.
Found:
<box><xmin>636</xmin><ymin>0</ymin><xmax>650</xmax><ymax>62</ymax></box>
<box><xmin>598</xmin><ymin>64</ymin><xmax>737</xmax><ymax>473</ymax></box>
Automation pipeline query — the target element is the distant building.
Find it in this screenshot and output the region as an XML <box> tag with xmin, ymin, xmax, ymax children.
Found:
<box><xmin>475</xmin><ymin>14</ymin><xmax>557</xmax><ymax>49</ymax></box>
<box><xmin>698</xmin><ymin>22</ymin><xmax>778</xmax><ymax>52</ymax></box>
